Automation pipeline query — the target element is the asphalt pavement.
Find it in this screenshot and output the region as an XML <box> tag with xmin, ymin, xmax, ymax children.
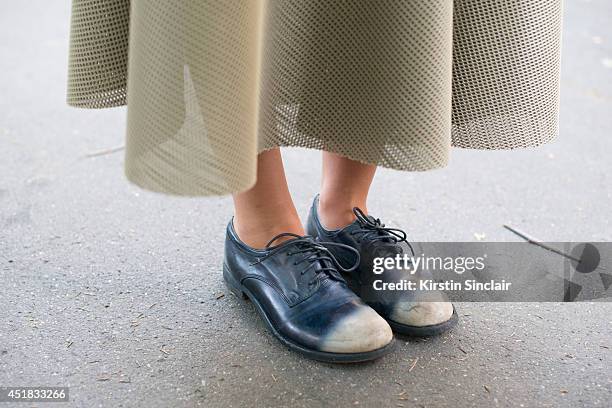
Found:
<box><xmin>1</xmin><ymin>1</ymin><xmax>610</xmax><ymax>407</ymax></box>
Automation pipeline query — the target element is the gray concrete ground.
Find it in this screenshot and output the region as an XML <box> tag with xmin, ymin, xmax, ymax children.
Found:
<box><xmin>1</xmin><ymin>0</ymin><xmax>611</xmax><ymax>407</ymax></box>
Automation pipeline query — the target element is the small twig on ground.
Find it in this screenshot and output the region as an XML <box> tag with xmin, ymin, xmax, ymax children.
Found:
<box><xmin>84</xmin><ymin>145</ymin><xmax>125</xmax><ymax>158</ymax></box>
<box><xmin>408</xmin><ymin>357</ymin><xmax>419</xmax><ymax>372</ymax></box>
<box><xmin>503</xmin><ymin>224</ymin><xmax>581</xmax><ymax>263</ymax></box>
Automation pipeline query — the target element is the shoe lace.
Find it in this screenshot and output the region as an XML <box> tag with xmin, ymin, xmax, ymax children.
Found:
<box><xmin>251</xmin><ymin>233</ymin><xmax>361</xmax><ymax>285</ymax></box>
<box><xmin>350</xmin><ymin>208</ymin><xmax>415</xmax><ymax>255</ymax></box>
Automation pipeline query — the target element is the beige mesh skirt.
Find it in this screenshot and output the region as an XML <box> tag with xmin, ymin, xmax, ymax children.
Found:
<box><xmin>67</xmin><ymin>0</ymin><xmax>563</xmax><ymax>196</ymax></box>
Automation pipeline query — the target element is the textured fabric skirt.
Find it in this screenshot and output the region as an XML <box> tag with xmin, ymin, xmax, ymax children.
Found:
<box><xmin>67</xmin><ymin>0</ymin><xmax>564</xmax><ymax>196</ymax></box>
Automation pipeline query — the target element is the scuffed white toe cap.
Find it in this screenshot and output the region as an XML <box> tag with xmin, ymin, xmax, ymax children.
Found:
<box><xmin>390</xmin><ymin>301</ymin><xmax>454</xmax><ymax>327</ymax></box>
<box><xmin>321</xmin><ymin>307</ymin><xmax>393</xmax><ymax>353</ymax></box>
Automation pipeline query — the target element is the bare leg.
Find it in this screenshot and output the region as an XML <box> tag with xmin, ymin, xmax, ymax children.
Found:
<box><xmin>232</xmin><ymin>148</ymin><xmax>304</xmax><ymax>249</ymax></box>
<box><xmin>319</xmin><ymin>152</ymin><xmax>377</xmax><ymax>229</ymax></box>
<box><xmin>317</xmin><ymin>153</ymin><xmax>455</xmax><ymax>329</ymax></box>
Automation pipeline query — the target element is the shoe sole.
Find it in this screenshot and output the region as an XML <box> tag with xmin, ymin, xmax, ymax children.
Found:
<box><xmin>223</xmin><ymin>263</ymin><xmax>395</xmax><ymax>363</ymax></box>
<box><xmin>387</xmin><ymin>308</ymin><xmax>459</xmax><ymax>337</ymax></box>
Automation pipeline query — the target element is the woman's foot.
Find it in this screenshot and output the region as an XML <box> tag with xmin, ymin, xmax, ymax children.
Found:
<box><xmin>306</xmin><ymin>195</ymin><xmax>457</xmax><ymax>336</ymax></box>
<box><xmin>223</xmin><ymin>219</ymin><xmax>394</xmax><ymax>362</ymax></box>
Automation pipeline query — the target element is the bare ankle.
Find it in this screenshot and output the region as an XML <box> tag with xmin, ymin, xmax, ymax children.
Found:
<box><xmin>318</xmin><ymin>194</ymin><xmax>367</xmax><ymax>230</ymax></box>
<box><xmin>233</xmin><ymin>214</ymin><xmax>304</xmax><ymax>249</ymax></box>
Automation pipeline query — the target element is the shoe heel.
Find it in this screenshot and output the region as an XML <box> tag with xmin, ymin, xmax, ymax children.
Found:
<box><xmin>223</xmin><ymin>263</ymin><xmax>248</xmax><ymax>300</ymax></box>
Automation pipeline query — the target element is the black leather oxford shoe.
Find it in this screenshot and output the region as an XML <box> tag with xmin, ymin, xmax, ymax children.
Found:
<box><xmin>306</xmin><ymin>195</ymin><xmax>458</xmax><ymax>337</ymax></box>
<box><xmin>223</xmin><ymin>219</ymin><xmax>394</xmax><ymax>363</ymax></box>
